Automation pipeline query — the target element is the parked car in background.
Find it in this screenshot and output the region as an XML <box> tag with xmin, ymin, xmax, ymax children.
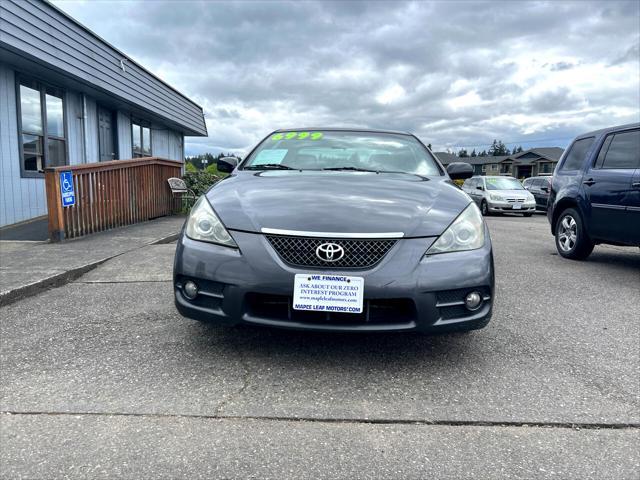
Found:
<box><xmin>548</xmin><ymin>123</ymin><xmax>640</xmax><ymax>259</ymax></box>
<box><xmin>462</xmin><ymin>176</ymin><xmax>536</xmax><ymax>216</ymax></box>
<box><xmin>523</xmin><ymin>176</ymin><xmax>552</xmax><ymax>211</ymax></box>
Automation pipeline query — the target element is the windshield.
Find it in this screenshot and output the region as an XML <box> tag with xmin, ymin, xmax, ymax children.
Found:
<box><xmin>242</xmin><ymin>130</ymin><xmax>442</xmax><ymax>176</ymax></box>
<box><xmin>485</xmin><ymin>177</ymin><xmax>525</xmax><ymax>190</ymax></box>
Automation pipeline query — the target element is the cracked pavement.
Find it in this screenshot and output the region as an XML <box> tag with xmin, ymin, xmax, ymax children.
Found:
<box><xmin>1</xmin><ymin>215</ymin><xmax>639</xmax><ymax>479</ymax></box>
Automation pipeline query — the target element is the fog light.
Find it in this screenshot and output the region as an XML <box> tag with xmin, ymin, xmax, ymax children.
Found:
<box><xmin>464</xmin><ymin>291</ymin><xmax>482</xmax><ymax>311</ymax></box>
<box><xmin>183</xmin><ymin>280</ymin><xmax>199</xmax><ymax>300</ymax></box>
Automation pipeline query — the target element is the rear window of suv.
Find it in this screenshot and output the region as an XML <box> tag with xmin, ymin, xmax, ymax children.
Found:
<box><xmin>560</xmin><ymin>137</ymin><xmax>595</xmax><ymax>171</ymax></box>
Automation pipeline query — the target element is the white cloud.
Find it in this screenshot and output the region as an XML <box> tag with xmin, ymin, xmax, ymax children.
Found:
<box><xmin>52</xmin><ymin>0</ymin><xmax>640</xmax><ymax>154</ymax></box>
<box><xmin>448</xmin><ymin>91</ymin><xmax>484</xmax><ymax>110</ymax></box>
<box><xmin>376</xmin><ymin>84</ymin><xmax>406</xmax><ymax>105</ymax></box>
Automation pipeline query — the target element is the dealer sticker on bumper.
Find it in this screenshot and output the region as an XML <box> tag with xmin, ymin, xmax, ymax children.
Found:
<box><xmin>293</xmin><ymin>274</ymin><xmax>364</xmax><ymax>314</ymax></box>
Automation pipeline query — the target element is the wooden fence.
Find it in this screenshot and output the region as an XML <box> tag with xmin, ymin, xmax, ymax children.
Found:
<box><xmin>45</xmin><ymin>157</ymin><xmax>183</xmax><ymax>242</ymax></box>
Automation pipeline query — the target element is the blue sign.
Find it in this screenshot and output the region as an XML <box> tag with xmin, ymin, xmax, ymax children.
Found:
<box><xmin>60</xmin><ymin>171</ymin><xmax>75</xmax><ymax>207</ymax></box>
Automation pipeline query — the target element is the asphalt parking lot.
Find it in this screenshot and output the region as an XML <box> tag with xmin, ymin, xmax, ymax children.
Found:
<box><xmin>1</xmin><ymin>214</ymin><xmax>639</xmax><ymax>479</ymax></box>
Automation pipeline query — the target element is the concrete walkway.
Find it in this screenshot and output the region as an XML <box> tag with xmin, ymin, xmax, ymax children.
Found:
<box><xmin>0</xmin><ymin>215</ymin><xmax>185</xmax><ymax>306</ymax></box>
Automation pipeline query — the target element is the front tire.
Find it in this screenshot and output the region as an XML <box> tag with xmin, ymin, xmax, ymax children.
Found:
<box><xmin>554</xmin><ymin>208</ymin><xmax>594</xmax><ymax>260</ymax></box>
<box><xmin>481</xmin><ymin>200</ymin><xmax>489</xmax><ymax>216</ymax></box>
<box><xmin>523</xmin><ymin>212</ymin><xmax>533</xmax><ymax>217</ymax></box>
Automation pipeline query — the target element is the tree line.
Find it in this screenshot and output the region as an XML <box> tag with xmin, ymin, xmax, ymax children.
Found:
<box><xmin>457</xmin><ymin>140</ymin><xmax>524</xmax><ymax>158</ymax></box>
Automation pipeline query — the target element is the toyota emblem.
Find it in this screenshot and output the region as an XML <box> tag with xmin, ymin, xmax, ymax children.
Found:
<box><xmin>316</xmin><ymin>242</ymin><xmax>344</xmax><ymax>262</ymax></box>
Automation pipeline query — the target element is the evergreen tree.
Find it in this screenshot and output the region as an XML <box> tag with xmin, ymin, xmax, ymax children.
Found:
<box><xmin>470</xmin><ymin>149</ymin><xmax>477</xmax><ymax>157</ymax></box>
<box><xmin>458</xmin><ymin>148</ymin><xmax>469</xmax><ymax>158</ymax></box>
<box><xmin>489</xmin><ymin>139</ymin><xmax>509</xmax><ymax>156</ymax></box>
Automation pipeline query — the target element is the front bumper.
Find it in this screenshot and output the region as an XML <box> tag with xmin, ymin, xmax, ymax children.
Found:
<box><xmin>487</xmin><ymin>200</ymin><xmax>536</xmax><ymax>213</ymax></box>
<box><xmin>173</xmin><ymin>225</ymin><xmax>494</xmax><ymax>333</ymax></box>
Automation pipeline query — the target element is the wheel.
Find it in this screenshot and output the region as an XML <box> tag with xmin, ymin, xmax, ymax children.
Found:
<box><xmin>480</xmin><ymin>200</ymin><xmax>489</xmax><ymax>216</ymax></box>
<box><xmin>554</xmin><ymin>208</ymin><xmax>594</xmax><ymax>260</ymax></box>
<box><xmin>523</xmin><ymin>212</ymin><xmax>533</xmax><ymax>217</ymax></box>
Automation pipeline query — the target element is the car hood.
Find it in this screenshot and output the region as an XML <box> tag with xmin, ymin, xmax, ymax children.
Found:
<box><xmin>206</xmin><ymin>171</ymin><xmax>472</xmax><ymax>237</ymax></box>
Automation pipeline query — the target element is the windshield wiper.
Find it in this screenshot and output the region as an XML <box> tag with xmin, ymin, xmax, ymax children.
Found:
<box><xmin>321</xmin><ymin>166</ymin><xmax>429</xmax><ymax>179</ymax></box>
<box><xmin>244</xmin><ymin>164</ymin><xmax>296</xmax><ymax>170</ymax></box>
<box><xmin>322</xmin><ymin>166</ymin><xmax>379</xmax><ymax>173</ymax></box>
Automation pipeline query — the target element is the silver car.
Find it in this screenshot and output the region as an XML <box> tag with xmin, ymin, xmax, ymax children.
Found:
<box><xmin>462</xmin><ymin>176</ymin><xmax>536</xmax><ymax>216</ymax></box>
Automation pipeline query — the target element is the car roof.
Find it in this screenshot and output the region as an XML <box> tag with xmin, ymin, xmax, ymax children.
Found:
<box><xmin>574</xmin><ymin>122</ymin><xmax>640</xmax><ymax>140</ymax></box>
<box><xmin>272</xmin><ymin>127</ymin><xmax>414</xmax><ymax>136</ymax></box>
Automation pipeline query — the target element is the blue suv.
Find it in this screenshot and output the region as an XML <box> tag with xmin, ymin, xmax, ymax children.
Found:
<box><xmin>548</xmin><ymin>123</ymin><xmax>640</xmax><ymax>259</ymax></box>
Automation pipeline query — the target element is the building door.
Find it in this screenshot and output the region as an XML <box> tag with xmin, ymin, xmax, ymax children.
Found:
<box><xmin>516</xmin><ymin>166</ymin><xmax>532</xmax><ymax>179</ymax></box>
<box><xmin>98</xmin><ymin>107</ymin><xmax>116</xmax><ymax>162</ymax></box>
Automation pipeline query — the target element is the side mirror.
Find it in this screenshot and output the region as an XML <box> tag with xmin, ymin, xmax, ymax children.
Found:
<box><xmin>541</xmin><ymin>186</ymin><xmax>549</xmax><ymax>192</ymax></box>
<box><xmin>217</xmin><ymin>156</ymin><xmax>239</xmax><ymax>173</ymax></box>
<box><xmin>446</xmin><ymin>162</ymin><xmax>473</xmax><ymax>180</ymax></box>
<box><xmin>476</xmin><ymin>185</ymin><xmax>484</xmax><ymax>191</ymax></box>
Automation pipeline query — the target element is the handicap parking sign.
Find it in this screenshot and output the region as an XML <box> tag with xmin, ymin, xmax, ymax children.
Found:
<box><xmin>60</xmin><ymin>171</ymin><xmax>75</xmax><ymax>207</ymax></box>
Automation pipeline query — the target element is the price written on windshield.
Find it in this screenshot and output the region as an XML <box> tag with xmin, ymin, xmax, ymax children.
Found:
<box><xmin>272</xmin><ymin>132</ymin><xmax>324</xmax><ymax>141</ymax></box>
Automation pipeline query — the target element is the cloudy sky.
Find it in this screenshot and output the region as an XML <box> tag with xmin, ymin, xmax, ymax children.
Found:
<box><xmin>53</xmin><ymin>0</ymin><xmax>639</xmax><ymax>156</ymax></box>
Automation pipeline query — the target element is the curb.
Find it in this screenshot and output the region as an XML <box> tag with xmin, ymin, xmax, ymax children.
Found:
<box><xmin>0</xmin><ymin>231</ymin><xmax>180</xmax><ymax>308</ymax></box>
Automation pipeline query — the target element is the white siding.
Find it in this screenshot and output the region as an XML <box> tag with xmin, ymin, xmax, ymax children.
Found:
<box><xmin>148</xmin><ymin>127</ymin><xmax>183</xmax><ymax>161</ymax></box>
<box><xmin>151</xmin><ymin>128</ymin><xmax>169</xmax><ymax>158</ymax></box>
<box><xmin>167</xmin><ymin>130</ymin><xmax>183</xmax><ymax>161</ymax></box>
<box><xmin>116</xmin><ymin>110</ymin><xmax>131</xmax><ymax>159</ymax></box>
<box><xmin>84</xmin><ymin>96</ymin><xmax>99</xmax><ymax>162</ymax></box>
<box><xmin>0</xmin><ymin>63</ymin><xmax>47</xmax><ymax>227</ymax></box>
<box><xmin>65</xmin><ymin>90</ymin><xmax>84</xmax><ymax>166</ymax></box>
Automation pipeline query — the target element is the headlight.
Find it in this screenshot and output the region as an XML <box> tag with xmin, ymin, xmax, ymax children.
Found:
<box><xmin>489</xmin><ymin>193</ymin><xmax>503</xmax><ymax>201</ymax></box>
<box><xmin>185</xmin><ymin>196</ymin><xmax>237</xmax><ymax>247</ymax></box>
<box><xmin>426</xmin><ymin>203</ymin><xmax>485</xmax><ymax>255</ymax></box>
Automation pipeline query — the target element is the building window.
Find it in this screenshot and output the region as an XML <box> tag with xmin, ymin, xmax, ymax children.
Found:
<box><xmin>17</xmin><ymin>78</ymin><xmax>67</xmax><ymax>175</ymax></box>
<box><xmin>539</xmin><ymin>162</ymin><xmax>552</xmax><ymax>174</ymax></box>
<box><xmin>132</xmin><ymin>122</ymin><xmax>151</xmax><ymax>158</ymax></box>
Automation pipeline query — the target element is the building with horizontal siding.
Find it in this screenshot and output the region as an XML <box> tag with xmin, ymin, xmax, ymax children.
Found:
<box><xmin>0</xmin><ymin>0</ymin><xmax>207</xmax><ymax>228</ymax></box>
<box><xmin>435</xmin><ymin>147</ymin><xmax>564</xmax><ymax>179</ymax></box>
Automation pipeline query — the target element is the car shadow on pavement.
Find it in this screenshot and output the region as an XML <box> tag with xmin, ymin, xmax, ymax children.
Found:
<box><xmin>194</xmin><ymin>322</ymin><xmax>480</xmax><ymax>365</ymax></box>
<box><xmin>583</xmin><ymin>249</ymin><xmax>640</xmax><ymax>270</ymax></box>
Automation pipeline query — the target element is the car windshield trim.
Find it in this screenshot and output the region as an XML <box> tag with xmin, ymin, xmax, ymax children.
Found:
<box><xmin>241</xmin><ymin>130</ymin><xmax>443</xmax><ymax>177</ymax></box>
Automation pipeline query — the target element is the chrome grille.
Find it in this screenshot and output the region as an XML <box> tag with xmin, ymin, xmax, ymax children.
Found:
<box><xmin>506</xmin><ymin>198</ymin><xmax>525</xmax><ymax>203</ymax></box>
<box><xmin>265</xmin><ymin>235</ymin><xmax>397</xmax><ymax>269</ymax></box>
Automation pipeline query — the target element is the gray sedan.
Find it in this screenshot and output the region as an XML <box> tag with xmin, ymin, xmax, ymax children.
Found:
<box><xmin>462</xmin><ymin>176</ymin><xmax>536</xmax><ymax>216</ymax></box>
<box><xmin>174</xmin><ymin>129</ymin><xmax>494</xmax><ymax>333</ymax></box>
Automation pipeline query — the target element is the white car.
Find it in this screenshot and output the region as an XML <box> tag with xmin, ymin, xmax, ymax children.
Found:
<box><xmin>462</xmin><ymin>176</ymin><xmax>536</xmax><ymax>216</ymax></box>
